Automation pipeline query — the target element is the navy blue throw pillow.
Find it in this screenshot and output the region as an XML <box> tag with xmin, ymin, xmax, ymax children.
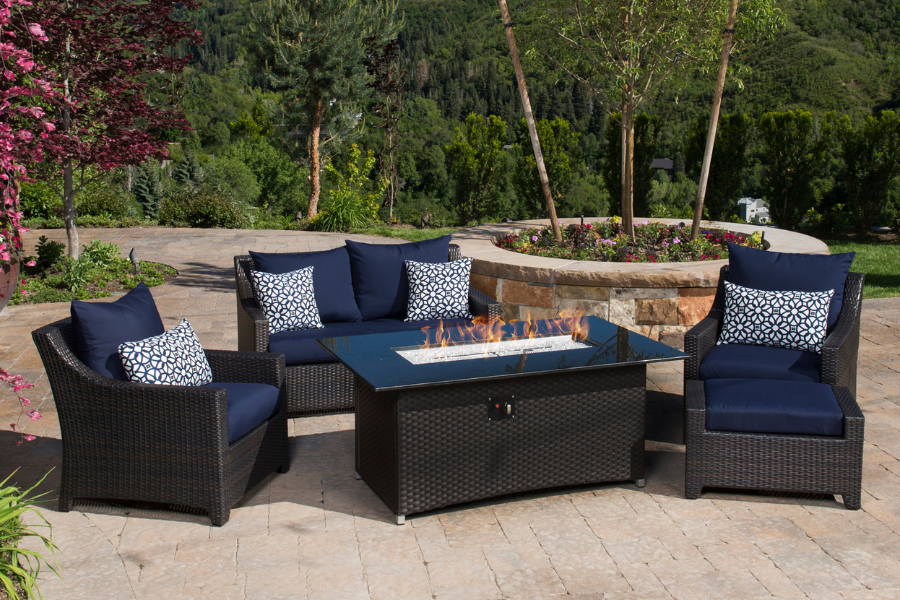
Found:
<box><xmin>345</xmin><ymin>236</ymin><xmax>452</xmax><ymax>321</ymax></box>
<box><xmin>70</xmin><ymin>283</ymin><xmax>165</xmax><ymax>380</ymax></box>
<box><xmin>249</xmin><ymin>247</ymin><xmax>362</xmax><ymax>323</ymax></box>
<box><xmin>727</xmin><ymin>242</ymin><xmax>855</xmax><ymax>330</ymax></box>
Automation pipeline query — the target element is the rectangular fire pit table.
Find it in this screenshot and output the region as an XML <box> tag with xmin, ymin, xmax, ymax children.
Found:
<box><xmin>318</xmin><ymin>316</ymin><xmax>687</xmax><ymax>524</ymax></box>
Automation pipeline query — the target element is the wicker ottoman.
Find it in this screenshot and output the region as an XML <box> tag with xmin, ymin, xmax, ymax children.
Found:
<box><xmin>684</xmin><ymin>378</ymin><xmax>864</xmax><ymax>509</ymax></box>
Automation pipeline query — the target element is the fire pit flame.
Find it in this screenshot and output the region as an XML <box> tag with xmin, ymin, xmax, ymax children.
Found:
<box><xmin>406</xmin><ymin>310</ymin><xmax>594</xmax><ymax>364</ymax></box>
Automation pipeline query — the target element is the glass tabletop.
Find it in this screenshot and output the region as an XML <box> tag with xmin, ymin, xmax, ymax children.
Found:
<box><xmin>317</xmin><ymin>315</ymin><xmax>687</xmax><ymax>392</ymax></box>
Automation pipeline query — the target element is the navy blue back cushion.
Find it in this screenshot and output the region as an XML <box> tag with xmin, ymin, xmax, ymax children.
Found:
<box><xmin>727</xmin><ymin>242</ymin><xmax>855</xmax><ymax>330</ymax></box>
<box><xmin>705</xmin><ymin>378</ymin><xmax>843</xmax><ymax>436</ymax></box>
<box><xmin>70</xmin><ymin>283</ymin><xmax>165</xmax><ymax>380</ymax></box>
<box><xmin>345</xmin><ymin>236</ymin><xmax>451</xmax><ymax>321</ymax></box>
<box><xmin>249</xmin><ymin>247</ymin><xmax>362</xmax><ymax>323</ymax></box>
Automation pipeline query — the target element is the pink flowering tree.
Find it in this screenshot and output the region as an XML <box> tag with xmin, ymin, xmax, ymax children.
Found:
<box><xmin>19</xmin><ymin>0</ymin><xmax>202</xmax><ymax>258</ymax></box>
<box><xmin>0</xmin><ymin>0</ymin><xmax>56</xmax><ymax>443</ymax></box>
<box><xmin>1</xmin><ymin>0</ymin><xmax>56</xmax><ymax>271</ymax></box>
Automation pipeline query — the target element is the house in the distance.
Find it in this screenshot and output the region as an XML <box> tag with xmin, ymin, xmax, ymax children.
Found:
<box><xmin>737</xmin><ymin>198</ymin><xmax>770</xmax><ymax>224</ymax></box>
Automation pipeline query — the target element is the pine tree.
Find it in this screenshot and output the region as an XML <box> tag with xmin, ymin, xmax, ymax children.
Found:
<box><xmin>132</xmin><ymin>164</ymin><xmax>164</xmax><ymax>220</ymax></box>
<box><xmin>250</xmin><ymin>0</ymin><xmax>401</xmax><ymax>219</ymax></box>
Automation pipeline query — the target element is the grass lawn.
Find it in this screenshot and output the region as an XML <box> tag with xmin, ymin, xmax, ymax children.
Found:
<box><xmin>349</xmin><ymin>226</ymin><xmax>457</xmax><ymax>242</ymax></box>
<box><xmin>825</xmin><ymin>239</ymin><xmax>900</xmax><ymax>299</ymax></box>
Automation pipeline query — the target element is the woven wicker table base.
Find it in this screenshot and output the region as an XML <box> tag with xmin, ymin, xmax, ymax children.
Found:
<box><xmin>355</xmin><ymin>365</ymin><xmax>647</xmax><ymax>524</ymax></box>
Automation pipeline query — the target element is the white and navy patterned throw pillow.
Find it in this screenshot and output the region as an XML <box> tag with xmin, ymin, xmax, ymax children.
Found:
<box><xmin>250</xmin><ymin>266</ymin><xmax>324</xmax><ymax>334</ymax></box>
<box><xmin>405</xmin><ymin>257</ymin><xmax>474</xmax><ymax>322</ymax></box>
<box><xmin>119</xmin><ymin>319</ymin><xmax>213</xmax><ymax>386</ymax></box>
<box><xmin>718</xmin><ymin>281</ymin><xmax>834</xmax><ymax>353</ymax></box>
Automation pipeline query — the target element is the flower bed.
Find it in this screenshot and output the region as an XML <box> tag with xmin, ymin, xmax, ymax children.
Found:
<box><xmin>496</xmin><ymin>218</ymin><xmax>765</xmax><ymax>263</ymax></box>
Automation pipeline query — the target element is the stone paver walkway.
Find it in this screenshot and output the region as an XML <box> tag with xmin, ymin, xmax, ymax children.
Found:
<box><xmin>2</xmin><ymin>227</ymin><xmax>900</xmax><ymax>600</ymax></box>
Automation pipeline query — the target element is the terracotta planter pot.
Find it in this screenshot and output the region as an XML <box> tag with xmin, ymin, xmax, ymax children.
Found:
<box><xmin>0</xmin><ymin>259</ymin><xmax>20</xmax><ymax>314</ymax></box>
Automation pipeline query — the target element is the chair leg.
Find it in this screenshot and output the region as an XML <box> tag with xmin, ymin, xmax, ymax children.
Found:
<box><xmin>276</xmin><ymin>461</ymin><xmax>290</xmax><ymax>474</ymax></box>
<box><xmin>685</xmin><ymin>483</ymin><xmax>702</xmax><ymax>500</ymax></box>
<box><xmin>209</xmin><ymin>505</ymin><xmax>231</xmax><ymax>527</ymax></box>
<box><xmin>842</xmin><ymin>491</ymin><xmax>862</xmax><ymax>510</ymax></box>
<box><xmin>58</xmin><ymin>494</ymin><xmax>73</xmax><ymax>513</ymax></box>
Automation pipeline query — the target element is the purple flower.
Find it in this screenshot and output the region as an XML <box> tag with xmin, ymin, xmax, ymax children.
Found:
<box><xmin>642</xmin><ymin>220</ymin><xmax>648</xmax><ymax>225</ymax></box>
<box><xmin>673</xmin><ymin>237</ymin><xmax>680</xmax><ymax>244</ymax></box>
<box><xmin>531</xmin><ymin>235</ymin><xmax>538</xmax><ymax>242</ymax></box>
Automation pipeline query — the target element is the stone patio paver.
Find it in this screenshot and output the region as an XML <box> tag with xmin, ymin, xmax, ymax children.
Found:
<box><xmin>2</xmin><ymin>227</ymin><xmax>900</xmax><ymax>599</ymax></box>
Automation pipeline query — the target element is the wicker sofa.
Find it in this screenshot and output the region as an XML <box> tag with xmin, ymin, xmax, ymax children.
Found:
<box><xmin>32</xmin><ymin>319</ymin><xmax>289</xmax><ymax>526</ymax></box>
<box><xmin>235</xmin><ymin>241</ymin><xmax>501</xmax><ymax>415</ymax></box>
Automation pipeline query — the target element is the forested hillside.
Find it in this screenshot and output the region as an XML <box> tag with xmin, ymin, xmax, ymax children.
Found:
<box><xmin>21</xmin><ymin>0</ymin><xmax>900</xmax><ymax>230</ymax></box>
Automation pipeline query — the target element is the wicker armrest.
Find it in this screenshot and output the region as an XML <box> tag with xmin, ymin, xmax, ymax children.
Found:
<box><xmin>235</xmin><ymin>255</ymin><xmax>270</xmax><ymax>353</ymax></box>
<box><xmin>683</xmin><ymin>312</ymin><xmax>722</xmax><ymax>381</ymax></box>
<box><xmin>469</xmin><ymin>286</ymin><xmax>501</xmax><ymax>322</ymax></box>
<box><xmin>684</xmin><ymin>380</ymin><xmax>707</xmax><ymax>413</ymax></box>
<box><xmin>61</xmin><ymin>376</ymin><xmax>230</xmax><ymax>446</ymax></box>
<box><xmin>834</xmin><ymin>386</ymin><xmax>864</xmax><ymax>421</ymax></box>
<box><xmin>205</xmin><ymin>349</ymin><xmax>285</xmax><ymax>388</ymax></box>
<box><xmin>821</xmin><ymin>273</ymin><xmax>863</xmax><ymax>392</ymax></box>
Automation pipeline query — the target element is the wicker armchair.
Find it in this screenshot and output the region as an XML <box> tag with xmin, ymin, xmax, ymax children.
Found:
<box><xmin>684</xmin><ymin>381</ymin><xmax>864</xmax><ymax>508</ymax></box>
<box><xmin>32</xmin><ymin>319</ymin><xmax>290</xmax><ymax>526</ymax></box>
<box><xmin>684</xmin><ymin>266</ymin><xmax>864</xmax><ymax>396</ymax></box>
<box><xmin>235</xmin><ymin>243</ymin><xmax>502</xmax><ymax>415</ymax></box>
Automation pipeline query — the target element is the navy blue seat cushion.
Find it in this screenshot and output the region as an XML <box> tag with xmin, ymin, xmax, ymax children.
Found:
<box><xmin>249</xmin><ymin>247</ymin><xmax>362</xmax><ymax>323</ymax></box>
<box><xmin>345</xmin><ymin>236</ymin><xmax>451</xmax><ymax>321</ymax></box>
<box><xmin>269</xmin><ymin>318</ymin><xmax>471</xmax><ymax>366</ymax></box>
<box><xmin>204</xmin><ymin>382</ymin><xmax>281</xmax><ymax>443</ymax></box>
<box><xmin>71</xmin><ymin>283</ymin><xmax>166</xmax><ymax>380</ymax></box>
<box><xmin>700</xmin><ymin>343</ymin><xmax>821</xmax><ymax>384</ymax></box>
<box><xmin>727</xmin><ymin>242</ymin><xmax>855</xmax><ymax>330</ymax></box>
<box><xmin>705</xmin><ymin>378</ymin><xmax>843</xmax><ymax>436</ymax></box>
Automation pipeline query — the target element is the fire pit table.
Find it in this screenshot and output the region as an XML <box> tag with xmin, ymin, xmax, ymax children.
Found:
<box><xmin>318</xmin><ymin>316</ymin><xmax>687</xmax><ymax>524</ymax></box>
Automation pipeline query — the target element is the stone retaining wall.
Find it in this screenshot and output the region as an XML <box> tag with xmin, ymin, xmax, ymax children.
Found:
<box><xmin>451</xmin><ymin>218</ymin><xmax>829</xmax><ymax>348</ymax></box>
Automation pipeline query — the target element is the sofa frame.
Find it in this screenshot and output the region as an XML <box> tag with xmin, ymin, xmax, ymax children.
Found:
<box><xmin>235</xmin><ymin>243</ymin><xmax>502</xmax><ymax>415</ymax></box>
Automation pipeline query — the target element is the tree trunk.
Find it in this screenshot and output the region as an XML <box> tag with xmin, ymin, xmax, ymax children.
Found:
<box><xmin>306</xmin><ymin>96</ymin><xmax>325</xmax><ymax>220</ymax></box>
<box><xmin>690</xmin><ymin>0</ymin><xmax>740</xmax><ymax>240</ymax></box>
<box><xmin>622</xmin><ymin>100</ymin><xmax>636</xmax><ymax>239</ymax></box>
<box><xmin>63</xmin><ymin>160</ymin><xmax>79</xmax><ymax>259</ymax></box>
<box><xmin>499</xmin><ymin>0</ymin><xmax>561</xmax><ymax>242</ymax></box>
<box><xmin>387</xmin><ymin>118</ymin><xmax>396</xmax><ymax>223</ymax></box>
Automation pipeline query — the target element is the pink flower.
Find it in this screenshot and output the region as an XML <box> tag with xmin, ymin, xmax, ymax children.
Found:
<box><xmin>20</xmin><ymin>398</ymin><xmax>30</xmax><ymax>406</ymax></box>
<box><xmin>24</xmin><ymin>435</ymin><xmax>35</xmax><ymax>442</ymax></box>
<box><xmin>15</xmin><ymin>57</ymin><xmax>33</xmax><ymax>72</ymax></box>
<box><xmin>9</xmin><ymin>423</ymin><xmax>15</xmax><ymax>431</ymax></box>
<box><xmin>531</xmin><ymin>235</ymin><xmax>538</xmax><ymax>242</ymax></box>
<box><xmin>27</xmin><ymin>24</ymin><xmax>47</xmax><ymax>40</ymax></box>
<box><xmin>26</xmin><ymin>410</ymin><xmax>41</xmax><ymax>420</ymax></box>
<box><xmin>673</xmin><ymin>237</ymin><xmax>680</xmax><ymax>244</ymax></box>
<box><xmin>25</xmin><ymin>259</ymin><xmax>35</xmax><ymax>266</ymax></box>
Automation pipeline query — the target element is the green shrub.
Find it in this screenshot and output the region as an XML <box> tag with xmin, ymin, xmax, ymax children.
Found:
<box><xmin>0</xmin><ymin>471</ymin><xmax>58</xmax><ymax>600</ymax></box>
<box><xmin>310</xmin><ymin>191</ymin><xmax>374</xmax><ymax>232</ymax></box>
<box><xmin>34</xmin><ymin>236</ymin><xmax>65</xmax><ymax>271</ymax></box>
<box><xmin>79</xmin><ymin>240</ymin><xmax>121</xmax><ymax>269</ymax></box>
<box><xmin>310</xmin><ymin>145</ymin><xmax>385</xmax><ymax>232</ymax></box>
<box><xmin>159</xmin><ymin>187</ymin><xmax>249</xmax><ymax>228</ymax></box>
<box><xmin>205</xmin><ymin>155</ymin><xmax>261</xmax><ymax>205</ymax></box>
<box><xmin>76</xmin><ymin>185</ymin><xmax>136</xmax><ymax>219</ymax></box>
<box><xmin>18</xmin><ymin>181</ymin><xmax>60</xmax><ymax>219</ymax></box>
